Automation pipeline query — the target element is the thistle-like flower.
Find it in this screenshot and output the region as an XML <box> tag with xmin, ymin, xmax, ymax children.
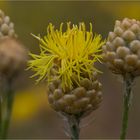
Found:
<box><xmin>29</xmin><ymin>22</ymin><xmax>104</xmax><ymax>88</ymax></box>
<box><xmin>29</xmin><ymin>22</ymin><xmax>105</xmax><ymax>113</ymax></box>
<box><xmin>28</xmin><ymin>22</ymin><xmax>105</xmax><ymax>139</ymax></box>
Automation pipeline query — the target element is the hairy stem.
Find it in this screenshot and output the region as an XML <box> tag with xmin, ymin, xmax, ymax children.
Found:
<box><xmin>66</xmin><ymin>114</ymin><xmax>81</xmax><ymax>140</ymax></box>
<box><xmin>120</xmin><ymin>74</ymin><xmax>134</xmax><ymax>140</ymax></box>
<box><xmin>60</xmin><ymin>112</ymin><xmax>83</xmax><ymax>140</ymax></box>
<box><xmin>0</xmin><ymin>78</ymin><xmax>14</xmax><ymax>139</ymax></box>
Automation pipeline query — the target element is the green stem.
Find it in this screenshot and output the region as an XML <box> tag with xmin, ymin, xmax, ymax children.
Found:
<box><xmin>120</xmin><ymin>74</ymin><xmax>134</xmax><ymax>140</ymax></box>
<box><xmin>0</xmin><ymin>97</ymin><xmax>2</xmax><ymax>136</ymax></box>
<box><xmin>67</xmin><ymin>114</ymin><xmax>81</xmax><ymax>140</ymax></box>
<box><xmin>1</xmin><ymin>78</ymin><xmax>14</xmax><ymax>139</ymax></box>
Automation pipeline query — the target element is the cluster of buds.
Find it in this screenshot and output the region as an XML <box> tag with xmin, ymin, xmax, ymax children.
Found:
<box><xmin>102</xmin><ymin>18</ymin><xmax>140</xmax><ymax>77</ymax></box>
<box><xmin>48</xmin><ymin>71</ymin><xmax>102</xmax><ymax>116</ymax></box>
<box><xmin>0</xmin><ymin>10</ymin><xmax>17</xmax><ymax>38</ymax></box>
<box><xmin>0</xmin><ymin>10</ymin><xmax>27</xmax><ymax>79</ymax></box>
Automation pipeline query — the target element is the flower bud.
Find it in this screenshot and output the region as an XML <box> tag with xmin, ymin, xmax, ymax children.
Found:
<box><xmin>1</xmin><ymin>23</ymin><xmax>9</xmax><ymax>35</ymax></box>
<box><xmin>112</xmin><ymin>37</ymin><xmax>125</xmax><ymax>47</ymax></box>
<box><xmin>0</xmin><ymin>37</ymin><xmax>27</xmax><ymax>78</ymax></box>
<box><xmin>122</xmin><ymin>30</ymin><xmax>136</xmax><ymax>41</ymax></box>
<box><xmin>125</xmin><ymin>54</ymin><xmax>138</xmax><ymax>66</ymax></box>
<box><xmin>0</xmin><ymin>9</ymin><xmax>17</xmax><ymax>38</ymax></box>
<box><xmin>63</xmin><ymin>94</ymin><xmax>76</xmax><ymax>105</ymax></box>
<box><xmin>130</xmin><ymin>24</ymin><xmax>140</xmax><ymax>33</ymax></box>
<box><xmin>103</xmin><ymin>18</ymin><xmax>140</xmax><ymax>77</ymax></box>
<box><xmin>130</xmin><ymin>40</ymin><xmax>140</xmax><ymax>52</ymax></box>
<box><xmin>114</xmin><ymin>27</ymin><xmax>123</xmax><ymax>36</ymax></box>
<box><xmin>53</xmin><ymin>89</ymin><xmax>63</xmax><ymax>100</ymax></box>
<box><xmin>116</xmin><ymin>47</ymin><xmax>130</xmax><ymax>58</ymax></box>
<box><xmin>72</xmin><ymin>87</ymin><xmax>86</xmax><ymax>98</ymax></box>
<box><xmin>122</xmin><ymin>18</ymin><xmax>131</xmax><ymax>29</ymax></box>
<box><xmin>114</xmin><ymin>59</ymin><xmax>124</xmax><ymax>68</ymax></box>
<box><xmin>4</xmin><ymin>16</ymin><xmax>10</xmax><ymax>24</ymax></box>
<box><xmin>115</xmin><ymin>20</ymin><xmax>121</xmax><ymax>27</ymax></box>
<box><xmin>108</xmin><ymin>32</ymin><xmax>116</xmax><ymax>41</ymax></box>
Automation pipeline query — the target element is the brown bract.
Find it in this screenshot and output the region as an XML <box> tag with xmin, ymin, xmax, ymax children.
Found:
<box><xmin>47</xmin><ymin>71</ymin><xmax>102</xmax><ymax>117</ymax></box>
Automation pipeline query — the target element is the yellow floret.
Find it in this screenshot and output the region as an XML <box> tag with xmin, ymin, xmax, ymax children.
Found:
<box><xmin>28</xmin><ymin>22</ymin><xmax>105</xmax><ymax>90</ymax></box>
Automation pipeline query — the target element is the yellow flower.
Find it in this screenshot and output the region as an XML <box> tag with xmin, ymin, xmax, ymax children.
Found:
<box><xmin>28</xmin><ymin>22</ymin><xmax>105</xmax><ymax>90</ymax></box>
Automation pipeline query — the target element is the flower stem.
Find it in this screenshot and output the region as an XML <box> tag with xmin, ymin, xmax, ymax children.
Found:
<box><xmin>66</xmin><ymin>114</ymin><xmax>81</xmax><ymax>140</ymax></box>
<box><xmin>120</xmin><ymin>74</ymin><xmax>134</xmax><ymax>140</ymax></box>
<box><xmin>60</xmin><ymin>112</ymin><xmax>83</xmax><ymax>140</ymax></box>
<box><xmin>0</xmin><ymin>96</ymin><xmax>2</xmax><ymax>136</ymax></box>
<box><xmin>0</xmin><ymin>78</ymin><xmax>14</xmax><ymax>139</ymax></box>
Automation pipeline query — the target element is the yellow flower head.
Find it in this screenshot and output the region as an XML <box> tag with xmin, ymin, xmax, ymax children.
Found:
<box><xmin>28</xmin><ymin>22</ymin><xmax>105</xmax><ymax>90</ymax></box>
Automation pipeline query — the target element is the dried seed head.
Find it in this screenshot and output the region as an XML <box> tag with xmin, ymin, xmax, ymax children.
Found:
<box><xmin>103</xmin><ymin>18</ymin><xmax>140</xmax><ymax>77</ymax></box>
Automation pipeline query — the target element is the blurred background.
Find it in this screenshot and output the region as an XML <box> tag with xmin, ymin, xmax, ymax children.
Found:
<box><xmin>0</xmin><ymin>1</ymin><xmax>140</xmax><ymax>139</ymax></box>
